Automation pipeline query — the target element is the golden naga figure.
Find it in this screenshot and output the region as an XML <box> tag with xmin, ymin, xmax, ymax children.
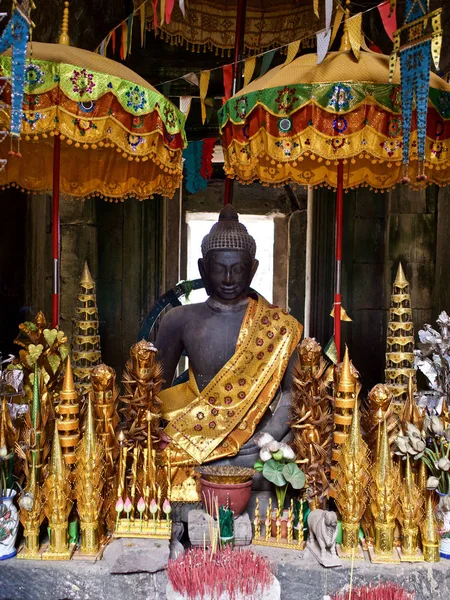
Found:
<box><xmin>155</xmin><ymin>205</ymin><xmax>303</xmax><ymax>492</ymax></box>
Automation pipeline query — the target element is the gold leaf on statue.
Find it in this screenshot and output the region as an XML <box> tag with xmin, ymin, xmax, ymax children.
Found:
<box><xmin>47</xmin><ymin>354</ymin><xmax>61</xmax><ymax>375</ymax></box>
<box><xmin>43</xmin><ymin>329</ymin><xmax>58</xmax><ymax>347</ymax></box>
<box><xmin>26</xmin><ymin>344</ymin><xmax>44</xmax><ymax>366</ymax></box>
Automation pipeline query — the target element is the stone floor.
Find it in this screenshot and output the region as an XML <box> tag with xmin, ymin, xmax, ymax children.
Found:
<box><xmin>0</xmin><ymin>547</ymin><xmax>449</xmax><ymax>600</ymax></box>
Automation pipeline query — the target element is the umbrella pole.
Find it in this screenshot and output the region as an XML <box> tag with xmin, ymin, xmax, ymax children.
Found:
<box><xmin>334</xmin><ymin>161</ymin><xmax>344</xmax><ymax>362</ymax></box>
<box><xmin>224</xmin><ymin>0</ymin><xmax>247</xmax><ymax>205</ymax></box>
<box><xmin>52</xmin><ymin>134</ymin><xmax>61</xmax><ymax>328</ymax></box>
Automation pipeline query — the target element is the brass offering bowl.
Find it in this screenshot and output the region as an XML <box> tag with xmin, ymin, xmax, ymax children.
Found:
<box><xmin>195</xmin><ymin>466</ymin><xmax>256</xmax><ymax>485</ymax></box>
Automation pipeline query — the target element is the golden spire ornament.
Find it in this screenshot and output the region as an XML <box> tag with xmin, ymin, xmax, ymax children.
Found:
<box><xmin>74</xmin><ymin>397</ymin><xmax>105</xmax><ymax>555</ymax></box>
<box><xmin>56</xmin><ymin>357</ymin><xmax>80</xmax><ymax>467</ymax></box>
<box><xmin>41</xmin><ymin>426</ymin><xmax>74</xmax><ymax>559</ymax></box>
<box><xmin>368</xmin><ymin>418</ymin><xmax>400</xmax><ymax>563</ymax></box>
<box><xmin>397</xmin><ymin>456</ymin><xmax>424</xmax><ymax>561</ymax></box>
<box><xmin>334</xmin><ymin>403</ymin><xmax>371</xmax><ymax>557</ymax></box>
<box><xmin>331</xmin><ymin>346</ymin><xmax>357</xmax><ymax>480</ymax></box>
<box><xmin>421</xmin><ymin>492</ymin><xmax>440</xmax><ymax>562</ymax></box>
<box><xmin>72</xmin><ymin>262</ymin><xmax>102</xmax><ymax>400</ymax></box>
<box><xmin>385</xmin><ymin>263</ymin><xmax>416</xmax><ymax>404</ymax></box>
<box><xmin>401</xmin><ymin>373</ymin><xmax>424</xmax><ymax>431</ymax></box>
<box><xmin>59</xmin><ymin>1</ymin><xmax>70</xmax><ymax>45</ymax></box>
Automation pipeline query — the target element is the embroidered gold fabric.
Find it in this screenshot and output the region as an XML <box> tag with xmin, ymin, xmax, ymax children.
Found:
<box><xmin>161</xmin><ymin>295</ymin><xmax>302</xmax><ymax>464</ymax></box>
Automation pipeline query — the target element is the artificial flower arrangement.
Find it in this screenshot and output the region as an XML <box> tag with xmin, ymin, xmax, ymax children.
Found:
<box><xmin>253</xmin><ymin>432</ymin><xmax>305</xmax><ymax>509</ymax></box>
<box><xmin>396</xmin><ymin>416</ymin><xmax>450</xmax><ymax>499</ymax></box>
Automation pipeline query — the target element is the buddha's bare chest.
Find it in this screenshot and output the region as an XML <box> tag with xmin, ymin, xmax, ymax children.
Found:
<box><xmin>182</xmin><ymin>309</ymin><xmax>246</xmax><ymax>390</ymax></box>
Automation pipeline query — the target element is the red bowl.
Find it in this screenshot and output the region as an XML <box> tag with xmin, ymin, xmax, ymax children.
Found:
<box><xmin>200</xmin><ymin>478</ymin><xmax>253</xmax><ymax>517</ymax></box>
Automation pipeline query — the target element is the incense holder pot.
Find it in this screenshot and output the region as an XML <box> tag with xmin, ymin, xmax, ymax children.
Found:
<box><xmin>436</xmin><ymin>491</ymin><xmax>450</xmax><ymax>559</ymax></box>
<box><xmin>0</xmin><ymin>490</ymin><xmax>19</xmax><ymax>560</ymax></box>
<box><xmin>200</xmin><ymin>478</ymin><xmax>252</xmax><ymax>517</ymax></box>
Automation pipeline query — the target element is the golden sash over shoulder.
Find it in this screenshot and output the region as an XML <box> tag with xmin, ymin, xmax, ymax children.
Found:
<box><xmin>161</xmin><ymin>295</ymin><xmax>302</xmax><ymax>464</ymax></box>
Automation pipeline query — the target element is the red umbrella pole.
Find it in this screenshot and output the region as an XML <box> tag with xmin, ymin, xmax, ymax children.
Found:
<box><xmin>52</xmin><ymin>134</ymin><xmax>61</xmax><ymax>328</ymax></box>
<box><xmin>334</xmin><ymin>161</ymin><xmax>344</xmax><ymax>362</ymax></box>
<box><xmin>224</xmin><ymin>0</ymin><xmax>247</xmax><ymax>205</ymax></box>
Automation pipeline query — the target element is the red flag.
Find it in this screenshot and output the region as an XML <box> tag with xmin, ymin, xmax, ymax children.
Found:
<box><xmin>222</xmin><ymin>64</ymin><xmax>233</xmax><ymax>101</ymax></box>
<box><xmin>152</xmin><ymin>0</ymin><xmax>159</xmax><ymax>29</ymax></box>
<box><xmin>111</xmin><ymin>29</ymin><xmax>116</xmax><ymax>54</ymax></box>
<box><xmin>378</xmin><ymin>1</ymin><xmax>396</xmax><ymax>42</ymax></box>
<box><xmin>200</xmin><ymin>138</ymin><xmax>217</xmax><ymax>180</ymax></box>
<box><xmin>166</xmin><ymin>0</ymin><xmax>175</xmax><ymax>24</ymax></box>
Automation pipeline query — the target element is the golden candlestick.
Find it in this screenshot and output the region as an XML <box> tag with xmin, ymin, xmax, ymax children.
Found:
<box><xmin>130</xmin><ymin>446</ymin><xmax>139</xmax><ymax>519</ymax></box>
<box><xmin>265</xmin><ymin>504</ymin><xmax>271</xmax><ymax>542</ymax></box>
<box><xmin>167</xmin><ymin>447</ymin><xmax>172</xmax><ymax>500</ymax></box>
<box><xmin>254</xmin><ymin>498</ymin><xmax>260</xmax><ymax>539</ymax></box>
<box><xmin>287</xmin><ymin>501</ymin><xmax>293</xmax><ymax>544</ymax></box>
<box><xmin>275</xmin><ymin>508</ymin><xmax>281</xmax><ymax>541</ymax></box>
<box><xmin>151</xmin><ymin>449</ymin><xmax>157</xmax><ymax>499</ymax></box>
<box><xmin>297</xmin><ymin>500</ymin><xmax>304</xmax><ymax>545</ymax></box>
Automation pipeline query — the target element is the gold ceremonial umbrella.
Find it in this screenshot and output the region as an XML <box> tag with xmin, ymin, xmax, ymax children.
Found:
<box><xmin>219</xmin><ymin>22</ymin><xmax>450</xmax><ymax>358</ymax></box>
<box><xmin>0</xmin><ymin>3</ymin><xmax>186</xmax><ymax>326</ymax></box>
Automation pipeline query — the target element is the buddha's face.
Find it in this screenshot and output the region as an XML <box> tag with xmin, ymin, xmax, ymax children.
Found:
<box><xmin>199</xmin><ymin>249</ymin><xmax>258</xmax><ymax>304</ymax></box>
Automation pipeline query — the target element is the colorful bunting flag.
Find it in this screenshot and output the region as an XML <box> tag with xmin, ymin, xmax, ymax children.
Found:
<box><xmin>200</xmin><ymin>138</ymin><xmax>217</xmax><ymax>179</ymax></box>
<box><xmin>152</xmin><ymin>0</ymin><xmax>159</xmax><ymax>29</ymax></box>
<box><xmin>140</xmin><ymin>3</ymin><xmax>146</xmax><ymax>47</ymax></box>
<box><xmin>120</xmin><ymin>21</ymin><xmax>127</xmax><ymax>60</ymax></box>
<box><xmin>179</xmin><ymin>0</ymin><xmax>186</xmax><ymax>17</ymax></box>
<box><xmin>378</xmin><ymin>1</ymin><xmax>396</xmax><ymax>42</ymax></box>
<box><xmin>127</xmin><ymin>15</ymin><xmax>133</xmax><ymax>55</ymax></box>
<box><xmin>325</xmin><ymin>0</ymin><xmax>332</xmax><ymax>31</ymax></box>
<box><xmin>347</xmin><ymin>13</ymin><xmax>362</xmax><ymax>61</ymax></box>
<box><xmin>200</xmin><ymin>70</ymin><xmax>211</xmax><ymax>125</ymax></box>
<box><xmin>316</xmin><ymin>29</ymin><xmax>331</xmax><ymax>64</ymax></box>
<box><xmin>324</xmin><ymin>337</ymin><xmax>338</xmax><ymax>365</ymax></box>
<box><xmin>330</xmin><ymin>5</ymin><xmax>345</xmax><ymax>46</ymax></box>
<box><xmin>260</xmin><ymin>50</ymin><xmax>275</xmax><ymax>77</ymax></box>
<box><xmin>179</xmin><ymin>96</ymin><xmax>192</xmax><ymax>119</ymax></box>
<box><xmin>313</xmin><ymin>0</ymin><xmax>319</xmax><ymax>19</ymax></box>
<box><xmin>166</xmin><ymin>0</ymin><xmax>175</xmax><ymax>24</ymax></box>
<box><xmin>284</xmin><ymin>39</ymin><xmax>301</xmax><ymax>67</ymax></box>
<box><xmin>183</xmin><ymin>141</ymin><xmax>208</xmax><ymax>194</ymax></box>
<box><xmin>222</xmin><ymin>64</ymin><xmax>233</xmax><ymax>100</ymax></box>
<box><xmin>243</xmin><ymin>56</ymin><xmax>256</xmax><ymax>87</ymax></box>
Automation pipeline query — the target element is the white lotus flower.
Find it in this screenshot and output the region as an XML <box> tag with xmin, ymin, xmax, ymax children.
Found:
<box><xmin>268</xmin><ymin>440</ymin><xmax>280</xmax><ymax>452</ymax></box>
<box><xmin>259</xmin><ymin>447</ymin><xmax>272</xmax><ymax>462</ymax></box>
<box><xmin>253</xmin><ymin>432</ymin><xmax>274</xmax><ymax>449</ymax></box>
<box><xmin>437</xmin><ymin>458</ymin><xmax>450</xmax><ymax>472</ymax></box>
<box><xmin>426</xmin><ymin>476</ymin><xmax>439</xmax><ymax>490</ymax></box>
<box><xmin>279</xmin><ymin>443</ymin><xmax>295</xmax><ymax>460</ymax></box>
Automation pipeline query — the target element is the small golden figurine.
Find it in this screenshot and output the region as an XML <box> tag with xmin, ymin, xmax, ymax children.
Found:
<box><xmin>385</xmin><ymin>263</ymin><xmax>416</xmax><ymax>404</ymax></box>
<box><xmin>74</xmin><ymin>398</ymin><xmax>104</xmax><ymax>555</ymax></box>
<box><xmin>334</xmin><ymin>403</ymin><xmax>371</xmax><ymax>558</ymax></box>
<box><xmin>41</xmin><ymin>427</ymin><xmax>74</xmax><ymax>560</ymax></box>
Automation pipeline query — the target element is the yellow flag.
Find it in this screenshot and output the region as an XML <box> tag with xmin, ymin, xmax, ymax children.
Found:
<box><xmin>284</xmin><ymin>39</ymin><xmax>301</xmax><ymax>67</ymax></box>
<box><xmin>313</xmin><ymin>0</ymin><xmax>319</xmax><ymax>19</ymax></box>
<box><xmin>330</xmin><ymin>5</ymin><xmax>345</xmax><ymax>46</ymax></box>
<box><xmin>161</xmin><ymin>0</ymin><xmax>166</xmax><ymax>24</ymax></box>
<box><xmin>243</xmin><ymin>57</ymin><xmax>256</xmax><ymax>87</ymax></box>
<box><xmin>200</xmin><ymin>70</ymin><xmax>211</xmax><ymax>125</ymax></box>
<box><xmin>347</xmin><ymin>13</ymin><xmax>362</xmax><ymax>61</ymax></box>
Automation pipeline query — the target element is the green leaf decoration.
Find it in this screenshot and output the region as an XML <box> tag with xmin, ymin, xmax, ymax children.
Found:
<box><xmin>57</xmin><ymin>330</ymin><xmax>66</xmax><ymax>343</ymax></box>
<box><xmin>282</xmin><ymin>462</ymin><xmax>306</xmax><ymax>490</ymax></box>
<box><xmin>263</xmin><ymin>458</ymin><xmax>286</xmax><ymax>487</ymax></box>
<box><xmin>272</xmin><ymin>450</ymin><xmax>284</xmax><ymax>461</ymax></box>
<box><xmin>23</xmin><ymin>321</ymin><xmax>38</xmax><ymax>332</ymax></box>
<box><xmin>59</xmin><ymin>344</ymin><xmax>70</xmax><ymax>362</ymax></box>
<box><xmin>26</xmin><ymin>344</ymin><xmax>44</xmax><ymax>366</ymax></box>
<box><xmin>43</xmin><ymin>328</ymin><xmax>58</xmax><ymax>347</ymax></box>
<box><xmin>254</xmin><ymin>459</ymin><xmax>265</xmax><ymax>472</ymax></box>
<box><xmin>47</xmin><ymin>353</ymin><xmax>61</xmax><ymax>375</ymax></box>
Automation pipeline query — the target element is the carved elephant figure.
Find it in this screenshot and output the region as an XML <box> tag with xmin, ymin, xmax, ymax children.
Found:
<box><xmin>307</xmin><ymin>509</ymin><xmax>338</xmax><ymax>560</ymax></box>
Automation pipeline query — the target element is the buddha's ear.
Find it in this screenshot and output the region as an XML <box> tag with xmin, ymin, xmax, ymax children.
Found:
<box><xmin>198</xmin><ymin>258</ymin><xmax>211</xmax><ymax>295</ymax></box>
<box><xmin>250</xmin><ymin>259</ymin><xmax>259</xmax><ymax>282</ymax></box>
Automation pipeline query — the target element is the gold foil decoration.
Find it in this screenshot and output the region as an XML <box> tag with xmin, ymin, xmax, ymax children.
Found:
<box><xmin>74</xmin><ymin>397</ymin><xmax>105</xmax><ymax>554</ymax></box>
<box><xmin>41</xmin><ymin>427</ymin><xmax>74</xmax><ymax>559</ymax></box>
<box><xmin>72</xmin><ymin>262</ymin><xmax>102</xmax><ymax>400</ymax></box>
<box><xmin>421</xmin><ymin>492</ymin><xmax>440</xmax><ymax>562</ymax></box>
<box><xmin>334</xmin><ymin>404</ymin><xmax>371</xmax><ymax>556</ymax></box>
<box><xmin>290</xmin><ymin>338</ymin><xmax>333</xmax><ymax>507</ymax></box>
<box><xmin>56</xmin><ymin>357</ymin><xmax>80</xmax><ymax>467</ymax></box>
<box><xmin>368</xmin><ymin>418</ymin><xmax>400</xmax><ymax>563</ymax></box>
<box><xmin>385</xmin><ymin>263</ymin><xmax>416</xmax><ymax>404</ymax></box>
<box><xmin>397</xmin><ymin>456</ymin><xmax>424</xmax><ymax>561</ymax></box>
<box><xmin>361</xmin><ymin>383</ymin><xmax>399</xmax><ymax>458</ymax></box>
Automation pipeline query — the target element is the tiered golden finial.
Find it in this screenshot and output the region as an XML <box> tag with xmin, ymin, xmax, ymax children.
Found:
<box><xmin>56</xmin><ymin>357</ymin><xmax>80</xmax><ymax>467</ymax></box>
<box><xmin>74</xmin><ymin>398</ymin><xmax>104</xmax><ymax>554</ymax></box>
<box><xmin>58</xmin><ymin>1</ymin><xmax>70</xmax><ymax>46</ymax></box>
<box><xmin>385</xmin><ymin>263</ymin><xmax>416</xmax><ymax>404</ymax></box>
<box><xmin>368</xmin><ymin>418</ymin><xmax>400</xmax><ymax>563</ymax></box>
<box><xmin>290</xmin><ymin>338</ymin><xmax>334</xmax><ymax>509</ymax></box>
<box><xmin>331</xmin><ymin>346</ymin><xmax>357</xmax><ymax>481</ymax></box>
<box><xmin>397</xmin><ymin>456</ymin><xmax>424</xmax><ymax>561</ymax></box>
<box><xmin>421</xmin><ymin>493</ymin><xmax>440</xmax><ymax>562</ymax></box>
<box><xmin>72</xmin><ymin>262</ymin><xmax>102</xmax><ymax>400</ymax></box>
<box><xmin>335</xmin><ymin>403</ymin><xmax>371</xmax><ymax>557</ymax></box>
<box><xmin>41</xmin><ymin>426</ymin><xmax>74</xmax><ymax>559</ymax></box>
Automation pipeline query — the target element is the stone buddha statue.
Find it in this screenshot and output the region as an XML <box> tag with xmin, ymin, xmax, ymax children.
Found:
<box><xmin>156</xmin><ymin>205</ymin><xmax>303</xmax><ymax>487</ymax></box>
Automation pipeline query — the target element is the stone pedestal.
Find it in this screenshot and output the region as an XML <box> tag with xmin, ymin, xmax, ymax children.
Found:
<box><xmin>103</xmin><ymin>537</ymin><xmax>170</xmax><ymax>574</ymax></box>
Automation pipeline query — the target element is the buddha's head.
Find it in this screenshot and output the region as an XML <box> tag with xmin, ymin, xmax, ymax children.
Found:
<box><xmin>199</xmin><ymin>205</ymin><xmax>258</xmax><ymax>303</ymax></box>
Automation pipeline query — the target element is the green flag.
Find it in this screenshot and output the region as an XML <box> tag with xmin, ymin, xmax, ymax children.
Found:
<box><xmin>259</xmin><ymin>50</ymin><xmax>276</xmax><ymax>77</ymax></box>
